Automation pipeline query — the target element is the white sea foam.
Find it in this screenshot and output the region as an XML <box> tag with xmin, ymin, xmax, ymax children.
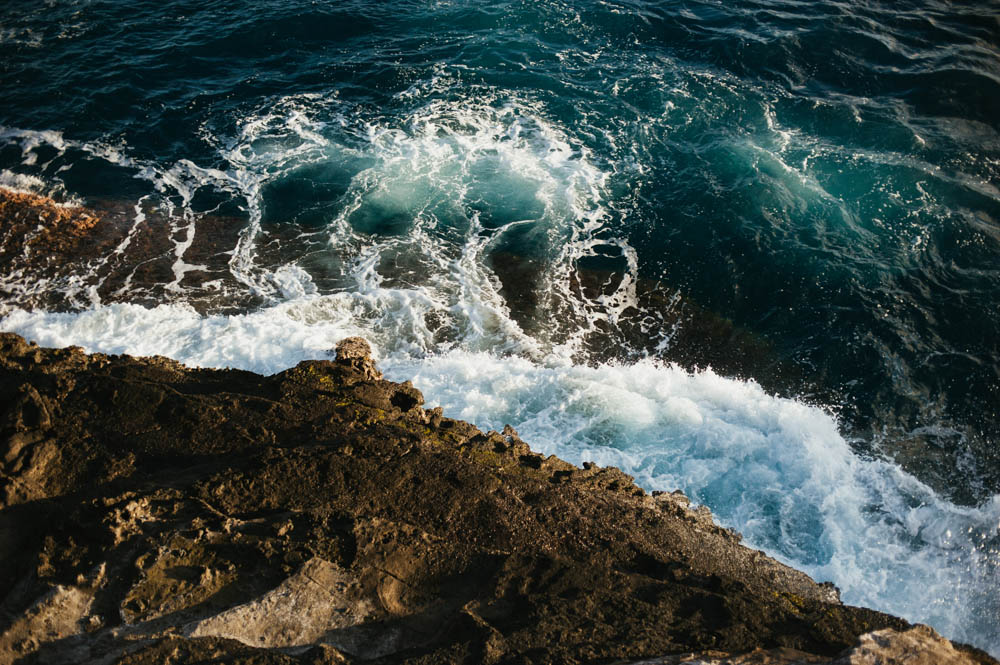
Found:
<box><xmin>0</xmin><ymin>170</ymin><xmax>54</xmax><ymax>196</ymax></box>
<box><xmin>397</xmin><ymin>351</ymin><xmax>1000</xmax><ymax>648</ymax></box>
<box><xmin>1</xmin><ymin>88</ymin><xmax>640</xmax><ymax>347</ymax></box>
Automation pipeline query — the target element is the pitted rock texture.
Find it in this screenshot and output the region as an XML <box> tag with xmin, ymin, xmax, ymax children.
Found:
<box><xmin>629</xmin><ymin>624</ymin><xmax>991</xmax><ymax>665</ymax></box>
<box><xmin>0</xmin><ymin>333</ymin><xmax>994</xmax><ymax>665</ymax></box>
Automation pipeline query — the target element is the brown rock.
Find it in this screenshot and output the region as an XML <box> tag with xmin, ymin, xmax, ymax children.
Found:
<box><xmin>834</xmin><ymin>625</ymin><xmax>994</xmax><ymax>665</ymax></box>
<box><xmin>626</xmin><ymin>625</ymin><xmax>994</xmax><ymax>665</ymax></box>
<box><xmin>0</xmin><ymin>333</ymin><xmax>991</xmax><ymax>665</ymax></box>
<box><xmin>334</xmin><ymin>336</ymin><xmax>382</xmax><ymax>381</ymax></box>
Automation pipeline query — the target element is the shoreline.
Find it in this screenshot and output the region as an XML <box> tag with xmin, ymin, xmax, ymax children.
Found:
<box><xmin>0</xmin><ymin>332</ymin><xmax>994</xmax><ymax>664</ymax></box>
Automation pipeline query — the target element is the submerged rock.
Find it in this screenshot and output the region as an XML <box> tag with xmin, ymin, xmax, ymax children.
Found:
<box><xmin>0</xmin><ymin>333</ymin><xmax>993</xmax><ymax>665</ymax></box>
<box><xmin>0</xmin><ymin>188</ymin><xmax>264</xmax><ymax>313</ymax></box>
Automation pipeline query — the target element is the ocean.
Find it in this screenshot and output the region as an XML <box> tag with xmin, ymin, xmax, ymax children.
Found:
<box><xmin>1</xmin><ymin>0</ymin><xmax>998</xmax><ymax>655</ymax></box>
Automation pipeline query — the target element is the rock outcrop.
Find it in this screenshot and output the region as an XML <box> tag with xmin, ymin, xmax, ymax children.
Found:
<box><xmin>0</xmin><ymin>332</ymin><xmax>995</xmax><ymax>665</ymax></box>
<box><xmin>630</xmin><ymin>624</ymin><xmax>989</xmax><ymax>664</ymax></box>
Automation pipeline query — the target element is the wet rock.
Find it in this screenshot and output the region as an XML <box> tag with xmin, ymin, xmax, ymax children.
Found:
<box><xmin>0</xmin><ymin>188</ymin><xmax>265</xmax><ymax>313</ymax></box>
<box><xmin>0</xmin><ymin>189</ymin><xmax>100</xmax><ymax>259</ymax></box>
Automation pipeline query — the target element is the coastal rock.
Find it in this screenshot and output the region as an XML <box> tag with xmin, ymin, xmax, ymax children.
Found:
<box><xmin>187</xmin><ymin>557</ymin><xmax>372</xmax><ymax>649</ymax></box>
<box><xmin>0</xmin><ymin>333</ymin><xmax>993</xmax><ymax>665</ymax></box>
<box><xmin>0</xmin><ymin>189</ymin><xmax>100</xmax><ymax>260</ymax></box>
<box><xmin>0</xmin><ymin>189</ymin><xmax>263</xmax><ymax>313</ymax></box>
<box><xmin>627</xmin><ymin>624</ymin><xmax>993</xmax><ymax>665</ymax></box>
<box><xmin>333</xmin><ymin>337</ymin><xmax>383</xmax><ymax>381</ymax></box>
<box><xmin>834</xmin><ymin>625</ymin><xmax>992</xmax><ymax>665</ymax></box>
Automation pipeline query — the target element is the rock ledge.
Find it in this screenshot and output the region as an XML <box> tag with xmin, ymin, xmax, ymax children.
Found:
<box><xmin>0</xmin><ymin>333</ymin><xmax>994</xmax><ymax>665</ymax></box>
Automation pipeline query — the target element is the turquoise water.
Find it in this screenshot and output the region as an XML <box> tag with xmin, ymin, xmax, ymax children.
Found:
<box><xmin>1</xmin><ymin>0</ymin><xmax>998</xmax><ymax>654</ymax></box>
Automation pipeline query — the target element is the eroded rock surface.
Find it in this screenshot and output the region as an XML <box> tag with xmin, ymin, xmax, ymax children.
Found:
<box><xmin>0</xmin><ymin>333</ymin><xmax>994</xmax><ymax>665</ymax></box>
<box><xmin>630</xmin><ymin>624</ymin><xmax>991</xmax><ymax>665</ymax></box>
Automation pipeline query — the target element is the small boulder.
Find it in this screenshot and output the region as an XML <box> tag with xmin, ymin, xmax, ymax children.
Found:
<box><xmin>334</xmin><ymin>337</ymin><xmax>382</xmax><ymax>380</ymax></box>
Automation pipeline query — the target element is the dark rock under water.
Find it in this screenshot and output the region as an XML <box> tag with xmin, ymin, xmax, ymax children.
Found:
<box><xmin>0</xmin><ymin>332</ymin><xmax>995</xmax><ymax>665</ymax></box>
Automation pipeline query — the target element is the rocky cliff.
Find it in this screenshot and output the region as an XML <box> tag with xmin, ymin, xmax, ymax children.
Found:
<box><xmin>0</xmin><ymin>333</ymin><xmax>994</xmax><ymax>665</ymax></box>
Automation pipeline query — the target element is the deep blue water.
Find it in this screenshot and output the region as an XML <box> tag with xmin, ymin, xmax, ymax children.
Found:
<box><xmin>2</xmin><ymin>0</ymin><xmax>999</xmax><ymax>655</ymax></box>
